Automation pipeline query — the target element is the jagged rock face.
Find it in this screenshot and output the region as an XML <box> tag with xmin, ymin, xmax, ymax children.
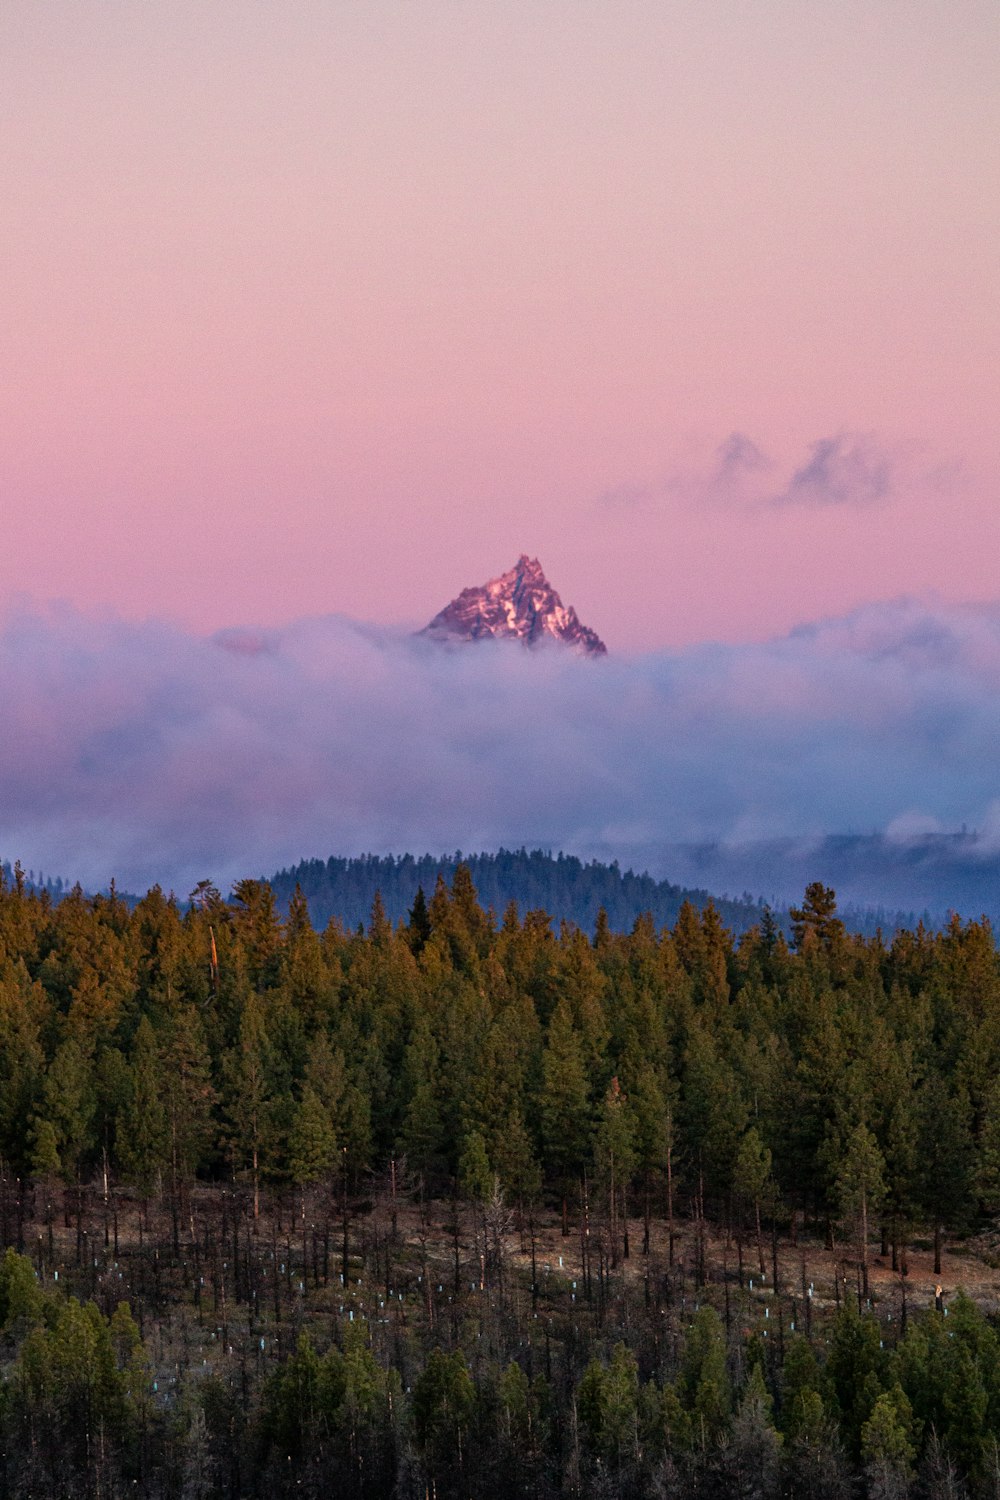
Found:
<box><xmin>421</xmin><ymin>555</ymin><xmax>607</xmax><ymax>655</ymax></box>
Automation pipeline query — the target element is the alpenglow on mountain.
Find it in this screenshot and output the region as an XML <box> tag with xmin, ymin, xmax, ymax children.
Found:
<box><xmin>420</xmin><ymin>554</ymin><xmax>607</xmax><ymax>655</ymax></box>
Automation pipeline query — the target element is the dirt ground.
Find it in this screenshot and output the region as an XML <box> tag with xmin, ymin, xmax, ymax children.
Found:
<box><xmin>394</xmin><ymin>1200</ymin><xmax>1000</xmax><ymax>1322</ymax></box>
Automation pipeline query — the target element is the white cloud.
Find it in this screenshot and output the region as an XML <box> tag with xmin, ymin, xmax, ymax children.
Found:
<box><xmin>2</xmin><ymin>596</ymin><xmax>1000</xmax><ymax>895</ymax></box>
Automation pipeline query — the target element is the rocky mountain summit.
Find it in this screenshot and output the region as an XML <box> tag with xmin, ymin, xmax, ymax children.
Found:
<box><xmin>420</xmin><ymin>555</ymin><xmax>607</xmax><ymax>655</ymax></box>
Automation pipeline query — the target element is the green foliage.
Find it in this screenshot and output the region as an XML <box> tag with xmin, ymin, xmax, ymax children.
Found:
<box><xmin>681</xmin><ymin>1306</ymin><xmax>731</xmax><ymax>1443</ymax></box>
<box><xmin>594</xmin><ymin>1078</ymin><xmax>637</xmax><ymax>1190</ymax></box>
<box><xmin>827</xmin><ymin>1302</ymin><xmax>889</xmax><ymax>1456</ymax></box>
<box><xmin>833</xmin><ymin>1122</ymin><xmax>886</xmax><ymax>1257</ymax></box>
<box><xmin>734</xmin><ymin>1126</ymin><xmax>772</xmax><ymax>1204</ymax></box>
<box><xmin>539</xmin><ymin>998</ymin><xmax>592</xmax><ymax>1186</ymax></box>
<box><xmin>576</xmin><ymin>1342</ymin><xmax>640</xmax><ymax>1468</ymax></box>
<box><xmin>0</xmin><ymin>867</ymin><xmax>994</xmax><ymax>1265</ymax></box>
<box><xmin>4</xmin><ymin>871</ymin><xmax>1000</xmax><ymax>1493</ymax></box>
<box><xmin>10</xmin><ymin>1287</ymin><xmax>150</xmax><ymax>1488</ymax></box>
<box><xmin>493</xmin><ymin>1105</ymin><xmax>542</xmax><ymax>1205</ymax></box>
<box><xmin>38</xmin><ymin>1036</ymin><xmax>95</xmax><ymax>1180</ymax></box>
<box><xmin>411</xmin><ymin>1347</ymin><xmax>477</xmax><ymax>1483</ymax></box>
<box><xmin>860</xmin><ymin>1386</ymin><xmax>917</xmax><ymax>1491</ymax></box>
<box><xmin>223</xmin><ymin>992</ymin><xmax>275</xmax><ymax>1204</ymax></box>
<box><xmin>790</xmin><ymin>882</ymin><xmax>845</xmax><ymax>956</ymax></box>
<box><xmin>0</xmin><ymin>1250</ymin><xmax>46</xmax><ymax>1335</ymax></box>
<box><xmin>117</xmin><ymin>1015</ymin><xmax>168</xmax><ymax>1196</ymax></box>
<box><xmin>287</xmin><ymin>1084</ymin><xmax>336</xmax><ymax>1186</ymax></box>
<box><xmin>458</xmin><ymin>1130</ymin><xmax>494</xmax><ymax>1204</ymax></box>
<box><xmin>28</xmin><ymin>1115</ymin><xmax>61</xmax><ymax>1179</ymax></box>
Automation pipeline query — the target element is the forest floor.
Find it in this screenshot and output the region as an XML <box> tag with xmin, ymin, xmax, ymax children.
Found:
<box><xmin>387</xmin><ymin>1198</ymin><xmax>1000</xmax><ymax>1322</ymax></box>
<box><xmin>12</xmin><ymin>1181</ymin><xmax>1000</xmax><ymax>1388</ymax></box>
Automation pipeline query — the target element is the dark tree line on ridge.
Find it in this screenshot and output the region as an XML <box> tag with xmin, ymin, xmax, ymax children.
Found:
<box><xmin>267</xmin><ymin>848</ymin><xmax>771</xmax><ymax>936</ymax></box>
<box><xmin>267</xmin><ymin>847</ymin><xmax>919</xmax><ymax>938</ymax></box>
<box><xmin>0</xmin><ymin>862</ymin><xmax>999</xmax><ymax>1495</ymax></box>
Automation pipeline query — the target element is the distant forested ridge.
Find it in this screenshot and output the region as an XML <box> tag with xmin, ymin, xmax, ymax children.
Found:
<box><xmin>0</xmin><ymin>861</ymin><xmax>66</xmax><ymax>902</ymax></box>
<box><xmin>267</xmin><ymin>847</ymin><xmax>915</xmax><ymax>938</ymax></box>
<box><xmin>268</xmin><ymin>848</ymin><xmax>771</xmax><ymax>934</ymax></box>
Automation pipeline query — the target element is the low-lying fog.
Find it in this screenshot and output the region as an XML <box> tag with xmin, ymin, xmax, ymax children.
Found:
<box><xmin>4</xmin><ymin>595</ymin><xmax>1000</xmax><ymax>909</ymax></box>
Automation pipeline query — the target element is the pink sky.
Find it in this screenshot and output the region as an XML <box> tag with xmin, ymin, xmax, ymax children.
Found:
<box><xmin>2</xmin><ymin>1</ymin><xmax>998</xmax><ymax>651</ymax></box>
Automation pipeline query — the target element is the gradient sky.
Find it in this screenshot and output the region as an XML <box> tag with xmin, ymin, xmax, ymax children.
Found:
<box><xmin>2</xmin><ymin>1</ymin><xmax>998</xmax><ymax>650</ymax></box>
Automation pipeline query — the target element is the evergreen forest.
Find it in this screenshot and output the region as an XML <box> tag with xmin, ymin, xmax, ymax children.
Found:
<box><xmin>267</xmin><ymin>847</ymin><xmax>913</xmax><ymax>939</ymax></box>
<box><xmin>267</xmin><ymin>848</ymin><xmax>769</xmax><ymax>935</ymax></box>
<box><xmin>1</xmin><ymin>863</ymin><xmax>1000</xmax><ymax>1496</ymax></box>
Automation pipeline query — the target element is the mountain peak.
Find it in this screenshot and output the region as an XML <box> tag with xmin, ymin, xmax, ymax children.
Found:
<box><xmin>420</xmin><ymin>556</ymin><xmax>607</xmax><ymax>655</ymax></box>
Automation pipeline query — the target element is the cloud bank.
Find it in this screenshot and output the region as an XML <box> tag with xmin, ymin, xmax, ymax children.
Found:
<box><xmin>3</xmin><ymin>596</ymin><xmax>1000</xmax><ymax>897</ymax></box>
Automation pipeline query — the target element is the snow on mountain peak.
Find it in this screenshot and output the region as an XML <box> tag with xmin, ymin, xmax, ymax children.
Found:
<box><xmin>420</xmin><ymin>556</ymin><xmax>607</xmax><ymax>655</ymax></box>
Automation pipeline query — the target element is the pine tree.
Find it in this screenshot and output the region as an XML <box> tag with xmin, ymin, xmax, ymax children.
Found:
<box><xmin>458</xmin><ymin>1130</ymin><xmax>493</xmax><ymax>1205</ymax></box>
<box><xmin>493</xmin><ymin>1105</ymin><xmax>542</xmax><ymax>1209</ymax></box>
<box><xmin>539</xmin><ymin>998</ymin><xmax>592</xmax><ymax>1230</ymax></box>
<box><xmin>287</xmin><ymin>1086</ymin><xmax>336</xmax><ymax>1193</ymax></box>
<box><xmin>916</xmin><ymin>1073</ymin><xmax>974</xmax><ymax>1275</ymax></box>
<box><xmin>29</xmin><ymin>1116</ymin><xmax>61</xmax><ymax>1180</ymax></box>
<box><xmin>368</xmin><ymin>891</ymin><xmax>391</xmax><ymax>946</ymax></box>
<box><xmin>223</xmin><ymin>994</ymin><xmax>274</xmax><ymax>1219</ymax></box>
<box><xmin>398</xmin><ymin>1021</ymin><xmax>444</xmax><ymax>1186</ymax></box>
<box><xmin>411</xmin><ymin>1348</ymin><xmax>476</xmax><ymax>1491</ymax></box>
<box><xmin>230</xmin><ymin>878</ymin><xmax>283</xmax><ymax>988</ymax></box>
<box><xmin>790</xmin><ymin>882</ymin><xmax>845</xmax><ymax>954</ymax></box>
<box><xmin>594</xmin><ymin>1077</ymin><xmax>637</xmax><ymax>1265</ymax></box>
<box><xmin>860</xmin><ymin>1388</ymin><xmax>916</xmax><ymax>1500</ymax></box>
<box><xmin>834</xmin><ymin>1123</ymin><xmax>886</xmax><ymax>1298</ymax></box>
<box><xmin>593</xmin><ymin>907</ymin><xmax>612</xmax><ymax>949</ymax></box>
<box><xmin>717</xmin><ymin>1362</ymin><xmax>782</xmax><ymax>1499</ymax></box>
<box><xmin>0</xmin><ymin>969</ymin><xmax>44</xmax><ymax>1172</ymax></box>
<box><xmin>162</xmin><ymin>1007</ymin><xmax>217</xmax><ymax>1189</ymax></box>
<box><xmin>407</xmin><ymin>886</ymin><xmax>432</xmax><ymax>955</ymax></box>
<box><xmin>681</xmin><ymin>1305</ymin><xmax>731</xmax><ymax>1444</ymax></box>
<box><xmin>118</xmin><ymin>1016</ymin><xmax>168</xmax><ymax>1201</ymax></box>
<box><xmin>733</xmin><ymin>1125</ymin><xmax>773</xmax><ymax>1275</ymax></box>
<box><xmin>40</xmin><ymin>1037</ymin><xmax>95</xmax><ymax>1181</ymax></box>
